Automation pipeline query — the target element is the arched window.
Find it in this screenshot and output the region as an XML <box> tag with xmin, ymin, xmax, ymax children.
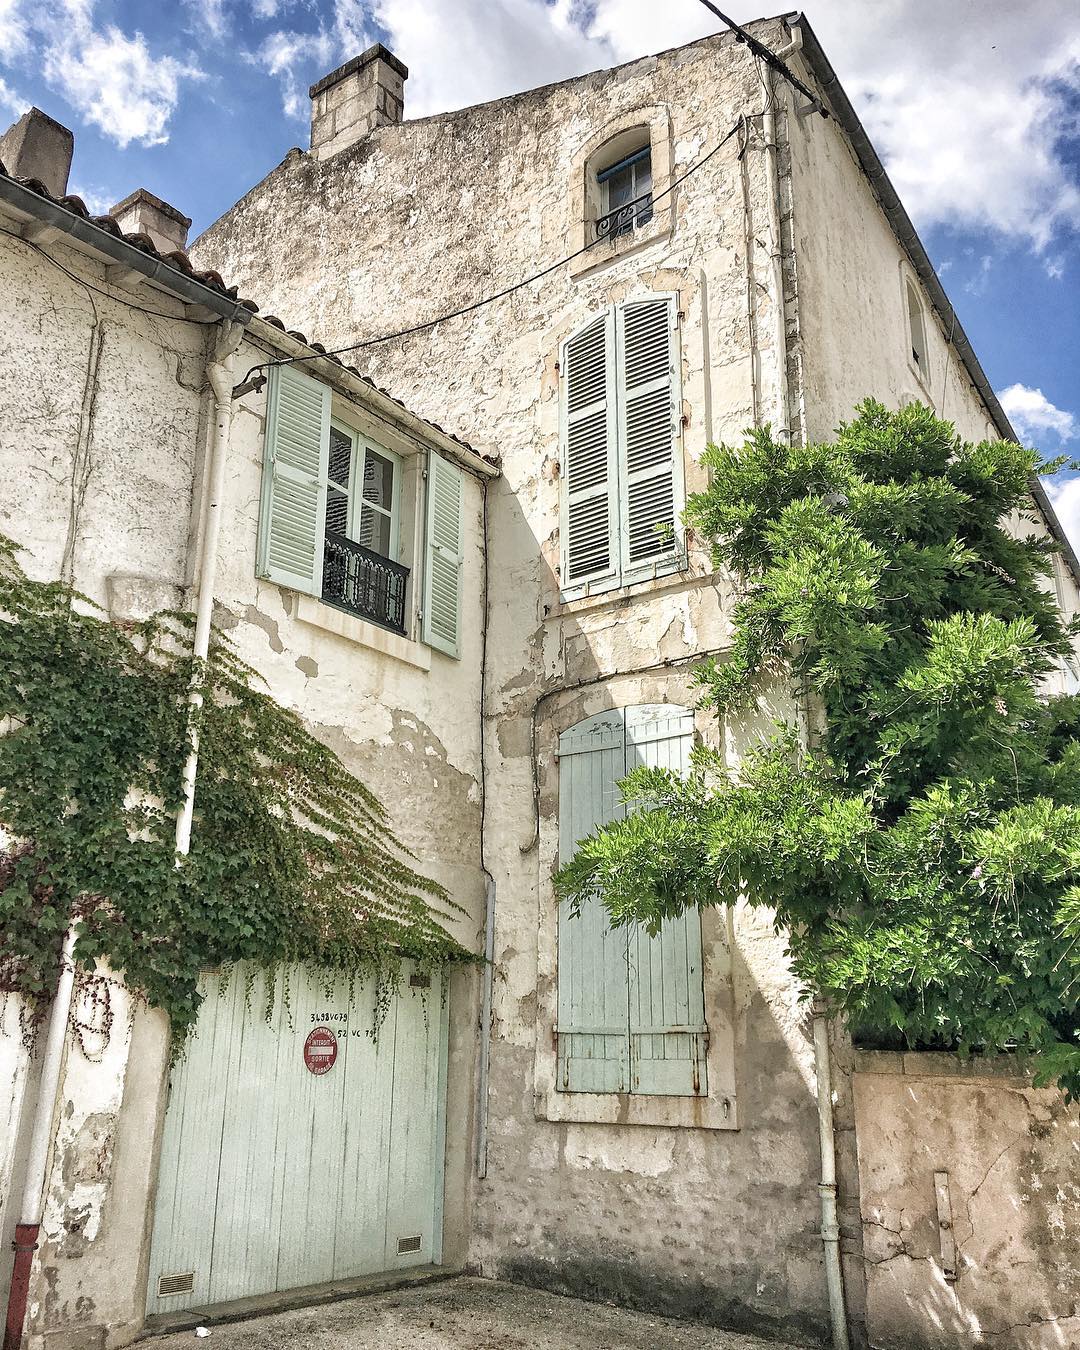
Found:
<box><xmin>591</xmin><ymin>131</ymin><xmax>653</xmax><ymax>242</ymax></box>
<box><xmin>556</xmin><ymin>704</ymin><xmax>707</xmax><ymax>1096</ymax></box>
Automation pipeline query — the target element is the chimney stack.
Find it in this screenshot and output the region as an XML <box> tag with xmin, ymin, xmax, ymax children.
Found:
<box><xmin>0</xmin><ymin>107</ymin><xmax>73</xmax><ymax>198</ymax></box>
<box><xmin>109</xmin><ymin>189</ymin><xmax>191</xmax><ymax>254</ymax></box>
<box><xmin>309</xmin><ymin>44</ymin><xmax>408</xmax><ymax>160</ymax></box>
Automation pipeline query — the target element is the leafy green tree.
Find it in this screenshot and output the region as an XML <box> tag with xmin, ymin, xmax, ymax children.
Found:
<box><xmin>0</xmin><ymin>536</ymin><xmax>468</xmax><ymax>1045</ymax></box>
<box><xmin>555</xmin><ymin>401</ymin><xmax>1080</xmax><ymax>1093</ymax></box>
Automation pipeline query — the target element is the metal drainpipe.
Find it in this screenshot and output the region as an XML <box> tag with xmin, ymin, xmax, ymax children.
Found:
<box><xmin>813</xmin><ymin>1005</ymin><xmax>851</xmax><ymax>1350</ymax></box>
<box><xmin>1</xmin><ymin>321</ymin><xmax>244</xmax><ymax>1350</ymax></box>
<box><xmin>175</xmin><ymin>322</ymin><xmax>245</xmax><ymax>857</ymax></box>
<box><xmin>761</xmin><ymin>32</ymin><xmax>801</xmax><ymax>442</ymax></box>
<box><xmin>2</xmin><ymin>927</ymin><xmax>77</xmax><ymax>1350</ymax></box>
<box><xmin>475</xmin><ymin>478</ymin><xmax>495</xmax><ymax>1179</ymax></box>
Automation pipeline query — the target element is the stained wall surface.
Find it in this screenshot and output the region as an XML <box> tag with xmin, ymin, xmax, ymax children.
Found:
<box><xmin>0</xmin><ymin>225</ymin><xmax>485</xmax><ymax>1348</ymax></box>
<box><xmin>854</xmin><ymin>1054</ymin><xmax>1080</xmax><ymax>1349</ymax></box>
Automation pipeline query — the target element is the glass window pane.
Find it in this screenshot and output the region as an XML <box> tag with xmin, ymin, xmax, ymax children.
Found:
<box><xmin>606</xmin><ymin>165</ymin><xmax>634</xmax><ymax>211</ymax></box>
<box><xmin>329</xmin><ymin>426</ymin><xmax>352</xmax><ymax>487</ymax></box>
<box><xmin>358</xmin><ymin>504</ymin><xmax>392</xmax><ymax>556</ymax></box>
<box><xmin>326</xmin><ymin>486</ymin><xmax>348</xmax><ymax>535</ymax></box>
<box><xmin>361</xmin><ymin>449</ymin><xmax>394</xmax><ymax>510</ymax></box>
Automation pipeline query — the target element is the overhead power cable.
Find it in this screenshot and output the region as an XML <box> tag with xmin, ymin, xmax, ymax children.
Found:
<box><xmin>693</xmin><ymin>1</ymin><xmax>828</xmax><ymax>117</ymax></box>
<box><xmin>232</xmin><ymin>116</ymin><xmax>750</xmax><ymax>395</ymax></box>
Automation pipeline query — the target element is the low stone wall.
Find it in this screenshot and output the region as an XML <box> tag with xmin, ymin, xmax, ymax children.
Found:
<box><xmin>852</xmin><ymin>1051</ymin><xmax>1080</xmax><ymax>1349</ymax></box>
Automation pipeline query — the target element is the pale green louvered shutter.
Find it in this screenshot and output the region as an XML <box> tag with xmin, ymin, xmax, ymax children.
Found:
<box><xmin>560</xmin><ymin>310</ymin><xmax>619</xmax><ymax>591</ymax></box>
<box><xmin>257</xmin><ymin>365</ymin><xmax>332</xmax><ymax>594</ymax></box>
<box><xmin>422</xmin><ymin>449</ymin><xmax>465</xmax><ymax>658</ymax></box>
<box><xmin>557</xmin><ymin>705</ymin><xmax>707</xmax><ymax>1096</ymax></box>
<box><xmin>557</xmin><ymin>710</ymin><xmax>631</xmax><ymax>1093</ymax></box>
<box><xmin>624</xmin><ymin>705</ymin><xmax>707</xmax><ymax>1096</ymax></box>
<box><xmin>615</xmin><ymin>297</ymin><xmax>683</xmax><ymax>574</ymax></box>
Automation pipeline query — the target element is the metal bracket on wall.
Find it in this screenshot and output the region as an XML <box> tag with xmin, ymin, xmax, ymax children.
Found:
<box><xmin>934</xmin><ymin>1170</ymin><xmax>958</xmax><ymax>1283</ymax></box>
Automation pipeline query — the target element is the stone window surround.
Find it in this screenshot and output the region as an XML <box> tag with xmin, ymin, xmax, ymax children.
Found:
<box><xmin>532</xmin><ymin>675</ymin><xmax>739</xmax><ymax>1130</ymax></box>
<box><xmin>568</xmin><ymin>104</ymin><xmax>675</xmax><ymax>280</ymax></box>
<box><xmin>899</xmin><ymin>259</ymin><xmax>934</xmax><ymax>403</ymax></box>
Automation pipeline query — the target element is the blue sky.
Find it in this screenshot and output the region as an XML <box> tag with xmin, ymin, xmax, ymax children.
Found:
<box><xmin>1</xmin><ymin>0</ymin><xmax>1077</xmax><ymax>538</ymax></box>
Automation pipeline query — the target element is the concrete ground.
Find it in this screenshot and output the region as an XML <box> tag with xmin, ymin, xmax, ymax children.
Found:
<box><xmin>146</xmin><ymin>1276</ymin><xmax>808</xmax><ymax>1349</ymax></box>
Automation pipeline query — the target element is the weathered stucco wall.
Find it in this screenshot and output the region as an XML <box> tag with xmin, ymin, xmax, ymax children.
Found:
<box><xmin>0</xmin><ymin>225</ymin><xmax>485</xmax><ymax>1346</ymax></box>
<box><xmin>193</xmin><ymin>24</ymin><xmax>861</xmax><ymax>1344</ymax></box>
<box><xmin>854</xmin><ymin>1053</ymin><xmax>1080</xmax><ymax>1349</ymax></box>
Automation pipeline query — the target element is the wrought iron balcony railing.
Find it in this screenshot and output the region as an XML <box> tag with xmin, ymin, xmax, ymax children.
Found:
<box><xmin>594</xmin><ymin>192</ymin><xmax>654</xmax><ymax>243</ymax></box>
<box><xmin>322</xmin><ymin>531</ymin><xmax>409</xmax><ymax>635</ymax></box>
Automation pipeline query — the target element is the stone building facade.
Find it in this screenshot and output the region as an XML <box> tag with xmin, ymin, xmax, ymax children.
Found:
<box><xmin>1</xmin><ymin>10</ymin><xmax>1078</xmax><ymax>1350</ymax></box>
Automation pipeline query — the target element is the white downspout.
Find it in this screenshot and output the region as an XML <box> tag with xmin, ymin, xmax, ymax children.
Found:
<box><xmin>175</xmin><ymin>321</ymin><xmax>245</xmax><ymax>858</ymax></box>
<box><xmin>813</xmin><ymin>1005</ymin><xmax>851</xmax><ymax>1350</ymax></box>
<box><xmin>760</xmin><ymin>28</ymin><xmax>802</xmax><ymax>442</ymax></box>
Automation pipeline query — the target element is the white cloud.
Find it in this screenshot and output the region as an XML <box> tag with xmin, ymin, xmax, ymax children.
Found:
<box><xmin>999</xmin><ymin>384</ymin><xmax>1077</xmax><ymax>444</ymax></box>
<box><xmin>187</xmin><ymin>0</ymin><xmax>228</xmax><ymax>40</ymax></box>
<box><xmin>1046</xmin><ymin>475</ymin><xmax>1080</xmax><ymax>558</ymax></box>
<box><xmin>0</xmin><ymin>0</ymin><xmax>29</xmax><ymax>63</ymax></box>
<box><xmin>41</xmin><ymin>1</ymin><xmax>203</xmax><ymax>148</ymax></box>
<box><xmin>0</xmin><ymin>74</ymin><xmax>27</xmax><ymax>120</ymax></box>
<box><xmin>249</xmin><ymin>27</ymin><xmax>334</xmax><ymax>120</ymax></box>
<box><xmin>68</xmin><ymin>181</ymin><xmax>115</xmax><ymax>214</ymax></box>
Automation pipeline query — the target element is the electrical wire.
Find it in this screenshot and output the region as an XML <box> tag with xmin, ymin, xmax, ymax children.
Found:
<box><xmin>692</xmin><ymin>1</ymin><xmax>827</xmax><ymax>117</ymax></box>
<box><xmin>234</xmin><ymin>115</ymin><xmax>753</xmax><ymax>390</ymax></box>
<box><xmin>1</xmin><ymin>223</ymin><xmax>223</xmax><ymax>324</ymax></box>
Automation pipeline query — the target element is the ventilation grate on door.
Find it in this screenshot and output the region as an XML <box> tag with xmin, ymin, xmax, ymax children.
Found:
<box><xmin>157</xmin><ymin>1271</ymin><xmax>195</xmax><ymax>1297</ymax></box>
<box><xmin>397</xmin><ymin>1235</ymin><xmax>423</xmax><ymax>1254</ymax></box>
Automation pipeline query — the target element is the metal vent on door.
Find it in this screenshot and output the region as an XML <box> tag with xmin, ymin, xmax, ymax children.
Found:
<box><xmin>157</xmin><ymin>1271</ymin><xmax>195</xmax><ymax>1297</ymax></box>
<box><xmin>397</xmin><ymin>1235</ymin><xmax>423</xmax><ymax>1255</ymax></box>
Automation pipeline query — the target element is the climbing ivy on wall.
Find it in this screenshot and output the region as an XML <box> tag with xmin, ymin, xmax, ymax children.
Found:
<box><xmin>556</xmin><ymin>401</ymin><xmax>1080</xmax><ymax>1095</ymax></box>
<box><xmin>0</xmin><ymin>535</ymin><xmax>469</xmax><ymax>1047</ymax></box>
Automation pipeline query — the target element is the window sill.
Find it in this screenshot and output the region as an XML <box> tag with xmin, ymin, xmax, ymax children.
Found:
<box><xmin>295</xmin><ymin>594</ymin><xmax>431</xmax><ymax>671</ymax></box>
<box><xmin>535</xmin><ymin>1084</ymin><xmax>738</xmax><ymax>1131</ymax></box>
<box><xmin>569</xmin><ymin>207</ymin><xmax>673</xmax><ymax>280</ymax></box>
<box><xmin>555</xmin><ymin>555</ymin><xmax>692</xmax><ymax>612</ymax></box>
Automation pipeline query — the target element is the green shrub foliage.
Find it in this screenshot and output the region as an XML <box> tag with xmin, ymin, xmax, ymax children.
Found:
<box><xmin>0</xmin><ymin>536</ymin><xmax>469</xmax><ymax>1045</ymax></box>
<box><xmin>555</xmin><ymin>401</ymin><xmax>1080</xmax><ymax>1093</ymax></box>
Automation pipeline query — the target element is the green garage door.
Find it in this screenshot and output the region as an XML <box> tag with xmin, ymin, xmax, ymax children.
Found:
<box><xmin>146</xmin><ymin>964</ymin><xmax>447</xmax><ymax>1316</ymax></box>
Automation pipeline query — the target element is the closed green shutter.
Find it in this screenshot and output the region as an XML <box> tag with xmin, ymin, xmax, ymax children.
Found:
<box><xmin>422</xmin><ymin>449</ymin><xmax>465</xmax><ymax>658</ymax></box>
<box><xmin>624</xmin><ymin>705</ymin><xmax>707</xmax><ymax>1096</ymax></box>
<box><xmin>560</xmin><ymin>311</ymin><xmax>618</xmax><ymax>591</ymax></box>
<box><xmin>557</xmin><ymin>711</ymin><xmax>631</xmax><ymax>1093</ymax></box>
<box><xmin>257</xmin><ymin>365</ymin><xmax>332</xmax><ymax>595</ymax></box>
<box><xmin>557</xmin><ymin>705</ymin><xmax>706</xmax><ymax>1096</ymax></box>
<box><xmin>615</xmin><ymin>297</ymin><xmax>683</xmax><ymax>573</ymax></box>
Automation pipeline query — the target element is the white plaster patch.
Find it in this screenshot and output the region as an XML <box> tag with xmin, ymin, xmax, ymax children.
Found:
<box><xmin>563</xmin><ymin>1126</ymin><xmax>675</xmax><ymax>1177</ymax></box>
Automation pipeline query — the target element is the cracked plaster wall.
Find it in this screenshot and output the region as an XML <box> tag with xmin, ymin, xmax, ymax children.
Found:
<box><xmin>0</xmin><ymin>224</ymin><xmax>485</xmax><ymax>1346</ymax></box>
<box><xmin>854</xmin><ymin>1055</ymin><xmax>1080</xmax><ymax>1350</ymax></box>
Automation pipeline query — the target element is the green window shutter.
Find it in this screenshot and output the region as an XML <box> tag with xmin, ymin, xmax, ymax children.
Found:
<box><xmin>615</xmin><ymin>297</ymin><xmax>683</xmax><ymax>574</ymax></box>
<box><xmin>257</xmin><ymin>365</ymin><xmax>332</xmax><ymax>595</ymax></box>
<box><xmin>624</xmin><ymin>705</ymin><xmax>707</xmax><ymax>1096</ymax></box>
<box><xmin>560</xmin><ymin>310</ymin><xmax>619</xmax><ymax>591</ymax></box>
<box><xmin>422</xmin><ymin>449</ymin><xmax>465</xmax><ymax>658</ymax></box>
<box><xmin>556</xmin><ymin>711</ymin><xmax>631</xmax><ymax>1094</ymax></box>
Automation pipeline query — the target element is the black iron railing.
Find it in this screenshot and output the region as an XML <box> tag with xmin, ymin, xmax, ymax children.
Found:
<box><xmin>322</xmin><ymin>531</ymin><xmax>409</xmax><ymax>635</ymax></box>
<box><xmin>594</xmin><ymin>192</ymin><xmax>654</xmax><ymax>243</ymax></box>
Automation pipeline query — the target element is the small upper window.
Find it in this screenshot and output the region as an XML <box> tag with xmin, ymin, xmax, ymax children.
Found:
<box><xmin>596</xmin><ymin>146</ymin><xmax>653</xmax><ymax>243</ymax></box>
<box><xmin>906</xmin><ymin>279</ymin><xmax>927</xmax><ymax>373</ymax></box>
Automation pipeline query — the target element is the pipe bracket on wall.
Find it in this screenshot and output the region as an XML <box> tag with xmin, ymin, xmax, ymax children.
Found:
<box><xmin>933</xmin><ymin>1170</ymin><xmax>958</xmax><ymax>1283</ymax></box>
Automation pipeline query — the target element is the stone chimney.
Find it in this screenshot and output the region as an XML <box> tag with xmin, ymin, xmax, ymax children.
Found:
<box><xmin>0</xmin><ymin>107</ymin><xmax>73</xmax><ymax>198</ymax></box>
<box><xmin>309</xmin><ymin>44</ymin><xmax>408</xmax><ymax>160</ymax></box>
<box><xmin>109</xmin><ymin>189</ymin><xmax>191</xmax><ymax>253</ymax></box>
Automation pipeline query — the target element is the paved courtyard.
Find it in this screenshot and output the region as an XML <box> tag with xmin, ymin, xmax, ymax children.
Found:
<box><xmin>147</xmin><ymin>1276</ymin><xmax>808</xmax><ymax>1349</ymax></box>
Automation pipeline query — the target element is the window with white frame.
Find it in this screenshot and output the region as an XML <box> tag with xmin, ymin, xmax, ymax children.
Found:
<box><xmin>256</xmin><ymin>364</ymin><xmax>465</xmax><ymax>656</ymax></box>
<box><xmin>556</xmin><ymin>704</ymin><xmax>707</xmax><ymax>1096</ymax></box>
<box><xmin>560</xmin><ymin>295</ymin><xmax>684</xmax><ymax>598</ymax></box>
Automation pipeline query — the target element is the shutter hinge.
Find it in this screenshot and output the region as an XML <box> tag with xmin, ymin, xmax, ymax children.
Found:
<box><xmin>422</xmin><ymin>468</ymin><xmax>429</xmax><ymax>480</ymax></box>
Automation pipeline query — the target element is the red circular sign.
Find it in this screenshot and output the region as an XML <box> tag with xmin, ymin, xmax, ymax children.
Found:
<box><xmin>304</xmin><ymin>1027</ymin><xmax>338</xmax><ymax>1076</ymax></box>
